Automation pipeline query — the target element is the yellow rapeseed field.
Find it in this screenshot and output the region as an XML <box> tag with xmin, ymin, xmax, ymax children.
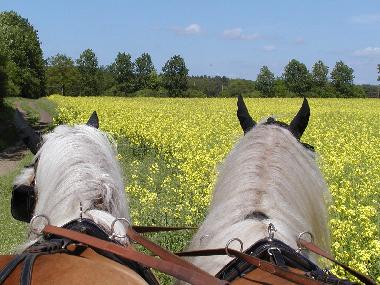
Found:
<box><xmin>49</xmin><ymin>95</ymin><xmax>380</xmax><ymax>282</ymax></box>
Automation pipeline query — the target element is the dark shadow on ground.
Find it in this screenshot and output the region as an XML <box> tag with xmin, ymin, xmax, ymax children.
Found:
<box><xmin>0</xmin><ymin>103</ymin><xmax>20</xmax><ymax>152</ymax></box>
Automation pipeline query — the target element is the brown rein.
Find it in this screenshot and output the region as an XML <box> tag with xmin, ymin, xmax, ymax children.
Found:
<box><xmin>42</xmin><ymin>224</ymin><xmax>226</xmax><ymax>285</ymax></box>
<box><xmin>298</xmin><ymin>240</ymin><xmax>377</xmax><ymax>285</ymax></box>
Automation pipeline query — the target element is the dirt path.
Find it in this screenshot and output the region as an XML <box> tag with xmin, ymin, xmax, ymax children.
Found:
<box><xmin>0</xmin><ymin>101</ymin><xmax>52</xmax><ymax>176</ymax></box>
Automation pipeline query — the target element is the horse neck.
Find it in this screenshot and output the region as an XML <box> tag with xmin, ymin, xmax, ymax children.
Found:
<box><xmin>193</xmin><ymin>125</ymin><xmax>330</xmax><ymax>251</ymax></box>
<box><xmin>32</xmin><ymin>125</ymin><xmax>129</xmax><ymax>231</ymax></box>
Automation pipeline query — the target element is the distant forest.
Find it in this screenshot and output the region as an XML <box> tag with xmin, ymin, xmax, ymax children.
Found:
<box><xmin>1</xmin><ymin>11</ymin><xmax>379</xmax><ymax>105</ymax></box>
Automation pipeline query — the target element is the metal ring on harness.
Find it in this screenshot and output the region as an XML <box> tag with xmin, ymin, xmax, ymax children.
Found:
<box><xmin>29</xmin><ymin>214</ymin><xmax>50</xmax><ymax>236</ymax></box>
<box><xmin>296</xmin><ymin>231</ymin><xmax>314</xmax><ymax>253</ymax></box>
<box><xmin>267</xmin><ymin>246</ymin><xmax>281</xmax><ymax>256</ymax></box>
<box><xmin>225</xmin><ymin>238</ymin><xmax>244</xmax><ymax>257</ymax></box>
<box><xmin>109</xmin><ymin>217</ymin><xmax>131</xmax><ymax>240</ymax></box>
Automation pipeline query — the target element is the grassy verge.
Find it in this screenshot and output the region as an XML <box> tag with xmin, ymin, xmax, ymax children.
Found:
<box><xmin>0</xmin><ymin>153</ymin><xmax>32</xmax><ymax>254</ymax></box>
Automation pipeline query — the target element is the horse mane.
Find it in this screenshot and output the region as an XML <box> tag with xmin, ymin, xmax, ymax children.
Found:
<box><xmin>185</xmin><ymin>121</ymin><xmax>330</xmax><ymax>274</ymax></box>
<box><xmin>14</xmin><ymin>124</ymin><xmax>129</xmax><ymax>250</ymax></box>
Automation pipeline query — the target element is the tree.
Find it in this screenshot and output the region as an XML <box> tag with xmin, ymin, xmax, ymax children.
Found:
<box><xmin>256</xmin><ymin>66</ymin><xmax>275</xmax><ymax>97</ymax></box>
<box><xmin>311</xmin><ymin>60</ymin><xmax>329</xmax><ymax>87</ymax></box>
<box><xmin>110</xmin><ymin>52</ymin><xmax>135</xmax><ymax>95</ymax></box>
<box><xmin>221</xmin><ymin>79</ymin><xmax>256</xmax><ymax>97</ymax></box>
<box><xmin>161</xmin><ymin>55</ymin><xmax>188</xmax><ymax>97</ymax></box>
<box><xmin>76</xmin><ymin>49</ymin><xmax>100</xmax><ymax>96</ymax></box>
<box><xmin>0</xmin><ymin>11</ymin><xmax>45</xmax><ymax>98</ymax></box>
<box><xmin>45</xmin><ymin>54</ymin><xmax>80</xmax><ymax>96</ymax></box>
<box><xmin>0</xmin><ymin>53</ymin><xmax>8</xmax><ymax>105</ymax></box>
<box><xmin>330</xmin><ymin>61</ymin><xmax>354</xmax><ymax>96</ymax></box>
<box><xmin>283</xmin><ymin>59</ymin><xmax>311</xmax><ymax>95</ymax></box>
<box><xmin>134</xmin><ymin>53</ymin><xmax>156</xmax><ymax>90</ymax></box>
<box><xmin>377</xmin><ymin>64</ymin><xmax>379</xmax><ymax>82</ymax></box>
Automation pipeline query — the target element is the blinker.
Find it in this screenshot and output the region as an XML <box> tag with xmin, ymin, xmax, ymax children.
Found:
<box><xmin>11</xmin><ymin>184</ymin><xmax>36</xmax><ymax>223</ymax></box>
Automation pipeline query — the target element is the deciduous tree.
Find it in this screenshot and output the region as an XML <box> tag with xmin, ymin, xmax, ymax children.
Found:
<box><xmin>283</xmin><ymin>59</ymin><xmax>311</xmax><ymax>95</ymax></box>
<box><xmin>162</xmin><ymin>55</ymin><xmax>188</xmax><ymax>97</ymax></box>
<box><xmin>331</xmin><ymin>61</ymin><xmax>354</xmax><ymax>96</ymax></box>
<box><xmin>46</xmin><ymin>54</ymin><xmax>80</xmax><ymax>96</ymax></box>
<box><xmin>110</xmin><ymin>52</ymin><xmax>135</xmax><ymax>95</ymax></box>
<box><xmin>311</xmin><ymin>60</ymin><xmax>329</xmax><ymax>87</ymax></box>
<box><xmin>0</xmin><ymin>11</ymin><xmax>45</xmax><ymax>98</ymax></box>
<box><xmin>256</xmin><ymin>66</ymin><xmax>275</xmax><ymax>97</ymax></box>
<box><xmin>76</xmin><ymin>49</ymin><xmax>100</xmax><ymax>96</ymax></box>
<box><xmin>135</xmin><ymin>53</ymin><xmax>156</xmax><ymax>90</ymax></box>
<box><xmin>0</xmin><ymin>53</ymin><xmax>8</xmax><ymax>105</ymax></box>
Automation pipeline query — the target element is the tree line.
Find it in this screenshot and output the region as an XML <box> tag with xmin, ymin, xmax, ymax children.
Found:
<box><xmin>1</xmin><ymin>11</ymin><xmax>379</xmax><ymax>106</ymax></box>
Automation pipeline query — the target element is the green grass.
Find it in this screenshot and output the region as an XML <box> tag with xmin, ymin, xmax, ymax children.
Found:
<box><xmin>0</xmin><ymin>153</ymin><xmax>32</xmax><ymax>254</ymax></box>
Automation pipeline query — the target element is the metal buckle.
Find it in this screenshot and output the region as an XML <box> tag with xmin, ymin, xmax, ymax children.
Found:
<box><xmin>267</xmin><ymin>223</ymin><xmax>277</xmax><ymax>241</ymax></box>
<box><xmin>225</xmin><ymin>238</ymin><xmax>244</xmax><ymax>257</ymax></box>
<box><xmin>296</xmin><ymin>231</ymin><xmax>314</xmax><ymax>253</ymax></box>
<box><xmin>29</xmin><ymin>214</ymin><xmax>50</xmax><ymax>236</ymax></box>
<box><xmin>109</xmin><ymin>217</ymin><xmax>131</xmax><ymax>241</ymax></box>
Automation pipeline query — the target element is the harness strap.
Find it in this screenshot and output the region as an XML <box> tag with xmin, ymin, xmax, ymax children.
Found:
<box><xmin>298</xmin><ymin>239</ymin><xmax>377</xmax><ymax>285</ymax></box>
<box><xmin>43</xmin><ymin>225</ymin><xmax>227</xmax><ymax>285</ymax></box>
<box><xmin>0</xmin><ymin>254</ymin><xmax>27</xmax><ymax>284</ymax></box>
<box><xmin>132</xmin><ymin>225</ymin><xmax>196</xmax><ymax>233</ymax></box>
<box><xmin>20</xmin><ymin>253</ymin><xmax>41</xmax><ymax>285</ymax></box>
<box><xmin>177</xmin><ymin>248</ymin><xmax>323</xmax><ymax>285</ymax></box>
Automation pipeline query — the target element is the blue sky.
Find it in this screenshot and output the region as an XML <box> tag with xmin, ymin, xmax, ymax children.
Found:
<box><xmin>1</xmin><ymin>1</ymin><xmax>379</xmax><ymax>84</ymax></box>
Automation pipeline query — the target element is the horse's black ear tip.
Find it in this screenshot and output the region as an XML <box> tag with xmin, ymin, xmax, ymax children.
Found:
<box><xmin>303</xmin><ymin>97</ymin><xmax>310</xmax><ymax>114</ymax></box>
<box><xmin>87</xmin><ymin>111</ymin><xmax>99</xmax><ymax>128</ymax></box>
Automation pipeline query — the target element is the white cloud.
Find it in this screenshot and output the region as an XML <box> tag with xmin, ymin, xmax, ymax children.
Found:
<box><xmin>184</xmin><ymin>24</ymin><xmax>201</xmax><ymax>34</ymax></box>
<box><xmin>262</xmin><ymin>45</ymin><xmax>276</xmax><ymax>51</ymax></box>
<box><xmin>223</xmin><ymin>28</ymin><xmax>260</xmax><ymax>41</ymax></box>
<box><xmin>174</xmin><ymin>24</ymin><xmax>201</xmax><ymax>35</ymax></box>
<box><xmin>353</xmin><ymin>47</ymin><xmax>380</xmax><ymax>57</ymax></box>
<box><xmin>351</xmin><ymin>14</ymin><xmax>380</xmax><ymax>24</ymax></box>
<box><xmin>294</xmin><ymin>37</ymin><xmax>305</xmax><ymax>45</ymax></box>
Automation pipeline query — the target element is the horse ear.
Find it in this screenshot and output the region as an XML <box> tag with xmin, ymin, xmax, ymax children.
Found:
<box><xmin>86</xmin><ymin>111</ymin><xmax>99</xmax><ymax>129</ymax></box>
<box><xmin>14</xmin><ymin>109</ymin><xmax>42</xmax><ymax>155</ymax></box>
<box><xmin>289</xmin><ymin>98</ymin><xmax>310</xmax><ymax>139</ymax></box>
<box><xmin>237</xmin><ymin>95</ymin><xmax>256</xmax><ymax>134</ymax></box>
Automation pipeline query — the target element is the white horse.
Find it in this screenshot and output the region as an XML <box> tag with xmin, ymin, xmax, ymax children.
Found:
<box><xmin>182</xmin><ymin>96</ymin><xmax>330</xmax><ymax>276</ymax></box>
<box><xmin>12</xmin><ymin>111</ymin><xmax>131</xmax><ymax>251</ymax></box>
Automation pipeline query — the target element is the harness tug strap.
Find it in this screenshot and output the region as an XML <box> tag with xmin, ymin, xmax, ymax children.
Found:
<box><xmin>0</xmin><ymin>254</ymin><xmax>27</xmax><ymax>284</ymax></box>
<box><xmin>21</xmin><ymin>253</ymin><xmax>43</xmax><ymax>285</ymax></box>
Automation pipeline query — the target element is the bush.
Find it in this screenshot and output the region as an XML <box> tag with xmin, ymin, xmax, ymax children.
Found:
<box><xmin>133</xmin><ymin>88</ymin><xmax>160</xmax><ymax>97</ymax></box>
<box><xmin>183</xmin><ymin>89</ymin><xmax>206</xmax><ymax>98</ymax></box>
<box><xmin>243</xmin><ymin>90</ymin><xmax>261</xmax><ymax>98</ymax></box>
<box><xmin>305</xmin><ymin>85</ymin><xmax>340</xmax><ymax>98</ymax></box>
<box><xmin>274</xmin><ymin>80</ymin><xmax>297</xmax><ymax>97</ymax></box>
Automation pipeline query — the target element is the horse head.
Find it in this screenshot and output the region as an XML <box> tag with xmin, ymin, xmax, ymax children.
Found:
<box><xmin>183</xmin><ymin>96</ymin><xmax>330</xmax><ymax>276</ymax></box>
<box><xmin>12</xmin><ymin>111</ymin><xmax>130</xmax><ymax>248</ymax></box>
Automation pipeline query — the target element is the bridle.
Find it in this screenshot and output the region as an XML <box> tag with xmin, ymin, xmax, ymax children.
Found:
<box><xmin>263</xmin><ymin>117</ymin><xmax>316</xmax><ymax>152</ymax></box>
<box><xmin>11</xmin><ymin>160</ymin><xmax>38</xmax><ymax>223</ymax></box>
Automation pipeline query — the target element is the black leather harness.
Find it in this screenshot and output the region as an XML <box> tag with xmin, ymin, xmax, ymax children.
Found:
<box><xmin>0</xmin><ymin>219</ymin><xmax>159</xmax><ymax>285</ymax></box>
<box><xmin>215</xmin><ymin>238</ymin><xmax>354</xmax><ymax>285</ymax></box>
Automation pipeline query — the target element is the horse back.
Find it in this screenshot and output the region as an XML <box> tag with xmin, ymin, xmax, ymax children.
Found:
<box><xmin>0</xmin><ymin>248</ymin><xmax>148</xmax><ymax>285</ymax></box>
